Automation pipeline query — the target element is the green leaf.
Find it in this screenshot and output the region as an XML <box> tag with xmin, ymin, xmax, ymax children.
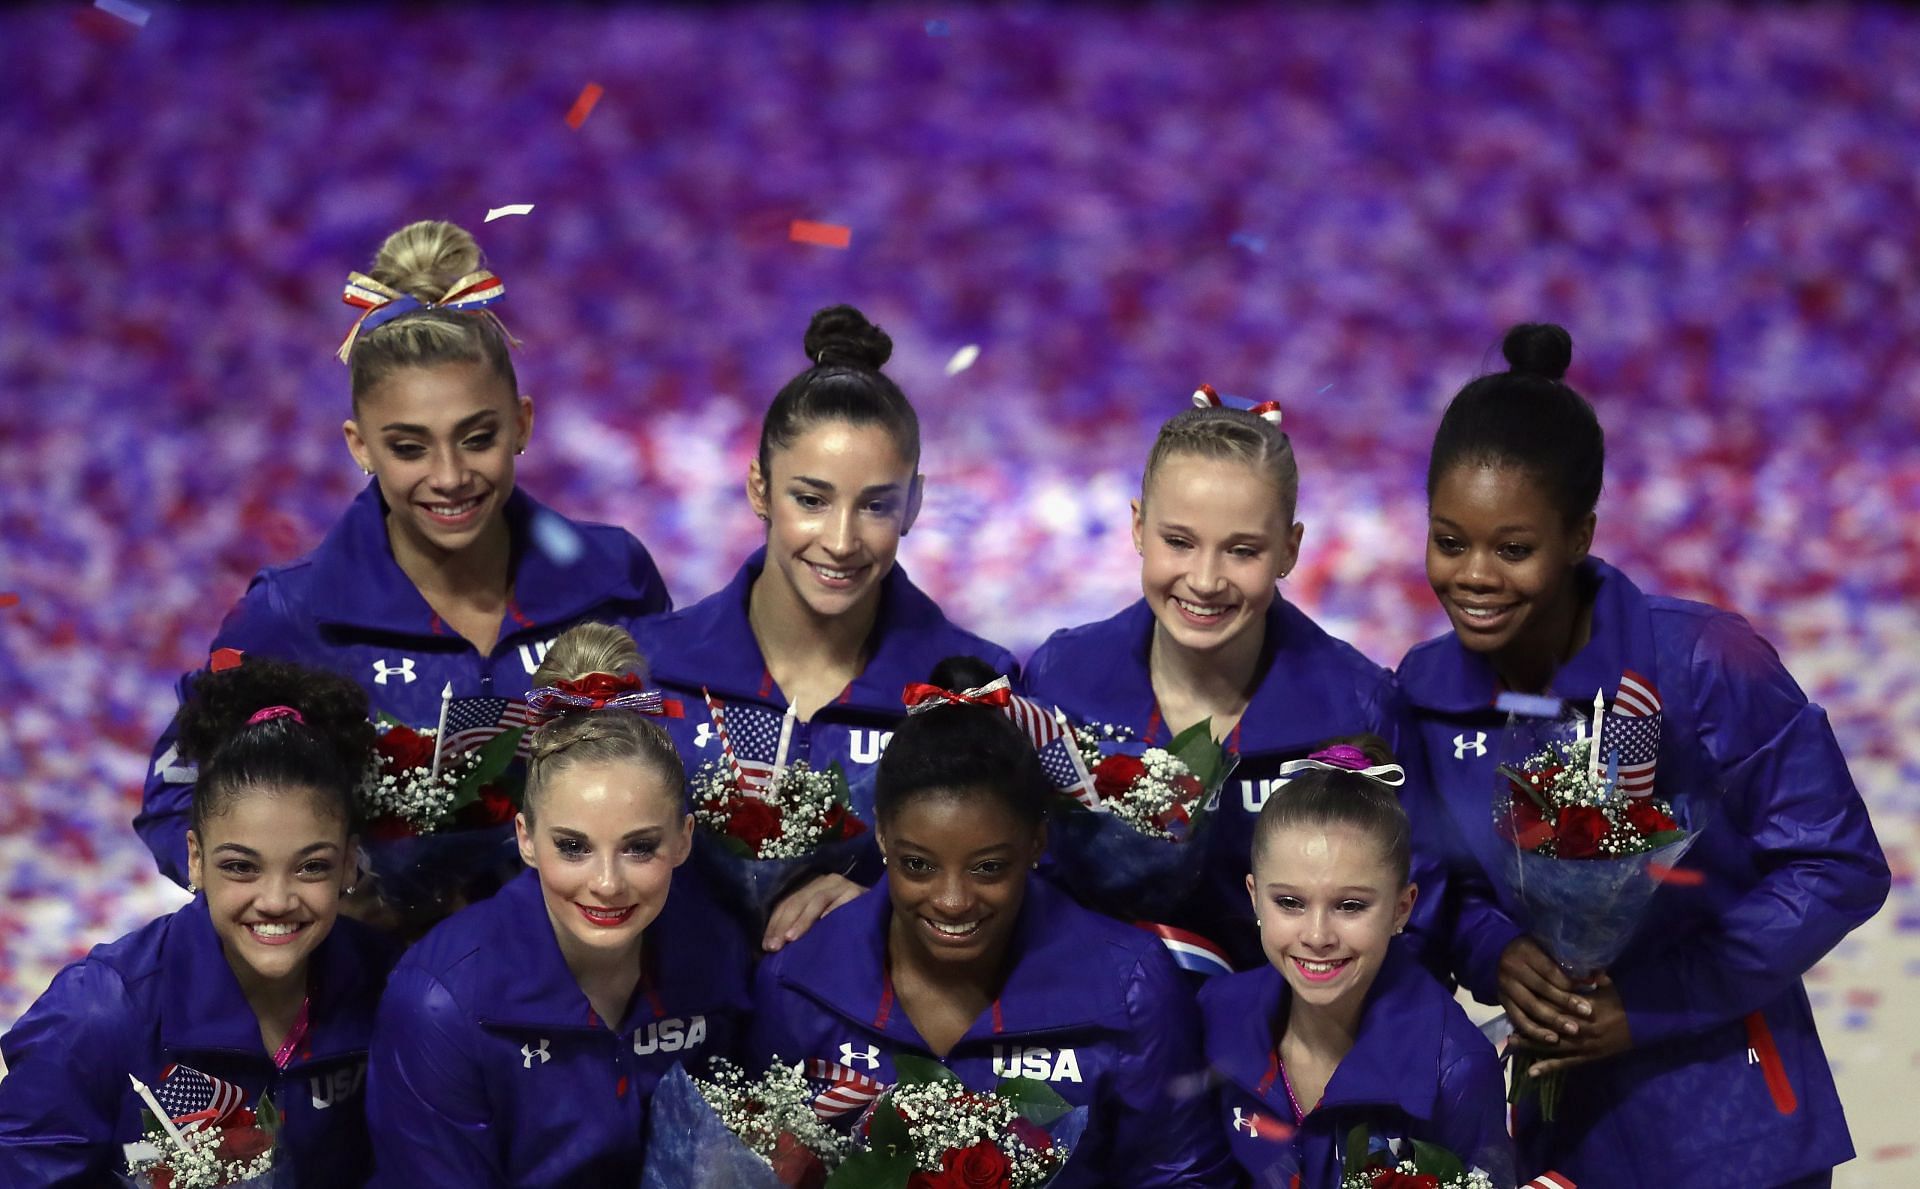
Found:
<box><xmin>463</xmin><ymin>726</ymin><xmax>528</xmax><ymax>791</ymax></box>
<box><xmin>995</xmin><ymin>1076</ymin><xmax>1071</xmax><ymax>1126</ymax></box>
<box><xmin>1643</xmin><ymin>829</ymin><xmax>1689</xmax><ymax>849</ymax></box>
<box><xmin>890</xmin><ymin>1053</ymin><xmax>959</xmax><ymax>1087</ymax></box>
<box><xmin>1342</xmin><ymin>1122</ymin><xmax>1372</xmax><ymax>1175</ymax></box>
<box><xmin>867</xmin><ymin>1099</ymin><xmax>913</xmax><ymax>1156</ymax></box>
<box><xmin>375</xmin><ymin>710</ymin><xmax>407</xmax><ymax>729</ymax></box>
<box><xmin>1410</xmin><ymin>1138</ymin><xmax>1465</xmax><ymax>1180</ymax></box>
<box><xmin>823</xmin><ymin>1147</ymin><xmax>917</xmax><ymax>1189</ymax></box>
<box><xmin>256</xmin><ymin>1091</ymin><xmax>280</xmax><ymax>1138</ymax></box>
<box><xmin>1497</xmin><ymin>764</ymin><xmax>1553</xmax><ymax>811</ymax></box>
<box><xmin>1166</xmin><ymin>718</ymin><xmax>1226</xmax><ymax>788</ymax></box>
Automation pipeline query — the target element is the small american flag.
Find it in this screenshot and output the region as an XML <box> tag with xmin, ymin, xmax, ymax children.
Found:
<box><xmin>804</xmin><ymin>1059</ymin><xmax>886</xmax><ymax>1121</ymax></box>
<box><xmin>1603</xmin><ymin>670</ymin><xmax>1662</xmax><ymax>797</ymax></box>
<box><xmin>442</xmin><ymin>696</ymin><xmax>538</xmax><ymax>759</ymax></box>
<box><xmin>152</xmin><ymin>1063</ymin><xmax>245</xmax><ymax>1128</ymax></box>
<box><xmin>701</xmin><ymin>691</ymin><xmax>783</xmax><ymax>795</ymax></box>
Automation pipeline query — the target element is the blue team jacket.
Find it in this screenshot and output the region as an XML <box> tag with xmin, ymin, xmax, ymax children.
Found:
<box><xmin>0</xmin><ymin>897</ymin><xmax>392</xmax><ymax>1186</ymax></box>
<box><xmin>748</xmin><ymin>875</ymin><xmax>1237</xmax><ymax>1188</ymax></box>
<box><xmin>135</xmin><ymin>482</ymin><xmax>672</xmax><ymax>885</ymax></box>
<box><xmin>1025</xmin><ymin>598</ymin><xmax>1450</xmax><ymax>974</ymax></box>
<box><xmin>630</xmin><ymin>549</ymin><xmax>1018</xmax><ymax>839</ymax></box>
<box><xmin>365</xmin><ymin>867</ymin><xmax>753</xmax><ymax>1187</ymax></box>
<box><xmin>1398</xmin><ymin>557</ymin><xmax>1889</xmax><ymax>1186</ymax></box>
<box><xmin>1199</xmin><ymin>943</ymin><xmax>1512</xmax><ymax>1189</ymax></box>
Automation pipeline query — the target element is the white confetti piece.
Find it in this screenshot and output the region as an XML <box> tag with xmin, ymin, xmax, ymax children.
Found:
<box><xmin>531</xmin><ymin>509</ymin><xmax>585</xmax><ymax>566</ymax></box>
<box><xmin>484</xmin><ymin>204</ymin><xmax>536</xmax><ymax>222</ymax></box>
<box><xmin>944</xmin><ymin>344</ymin><xmax>981</xmax><ymax>376</ymax></box>
<box><xmin>94</xmin><ymin>0</ymin><xmax>150</xmax><ymax>26</ymax></box>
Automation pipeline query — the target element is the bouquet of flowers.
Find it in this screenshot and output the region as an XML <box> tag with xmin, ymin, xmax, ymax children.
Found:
<box><xmin>125</xmin><ymin>1070</ymin><xmax>282</xmax><ymax>1189</ymax></box>
<box><xmin>692</xmin><ymin>757</ymin><xmax>870</xmax><ymax>924</ymax></box>
<box><xmin>354</xmin><ymin>705</ymin><xmax>528</xmax><ymax>914</ymax></box>
<box><xmin>1042</xmin><ymin>718</ymin><xmax>1234</xmax><ymax>921</ymax></box>
<box><xmin>641</xmin><ymin>1061</ymin><xmax>852</xmax><ymax>1189</ymax></box>
<box><xmin>1339</xmin><ymin>1128</ymin><xmax>1496</xmax><ymax>1189</ymax></box>
<box><xmin>1492</xmin><ymin>687</ymin><xmax>1696</xmax><ymax>1119</ymax></box>
<box><xmin>824</xmin><ymin>1056</ymin><xmax>1084</xmax><ymax>1189</ymax></box>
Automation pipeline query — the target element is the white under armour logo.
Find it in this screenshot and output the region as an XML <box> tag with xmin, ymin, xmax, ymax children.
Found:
<box><xmin>372</xmin><ymin>657</ymin><xmax>417</xmax><ymax>685</ymax></box>
<box><xmin>521</xmin><ymin>1039</ymin><xmax>550</xmax><ymax>1068</ymax></box>
<box><xmin>1231</xmin><ymin>1106</ymin><xmax>1263</xmax><ymax>1137</ymax></box>
<box><xmin>838</xmin><ymin>1042</ymin><xmax>880</xmax><ymax>1070</ymax></box>
<box><xmin>694</xmin><ymin>722</ymin><xmax>715</xmax><ymax>749</ymax></box>
<box><xmin>1453</xmin><ymin>731</ymin><xmax>1488</xmax><ymax>760</ymax></box>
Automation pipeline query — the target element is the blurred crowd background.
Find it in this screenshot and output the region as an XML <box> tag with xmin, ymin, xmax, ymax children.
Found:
<box><xmin>2</xmin><ymin>2</ymin><xmax>1916</xmax><ymax>1178</ymax></box>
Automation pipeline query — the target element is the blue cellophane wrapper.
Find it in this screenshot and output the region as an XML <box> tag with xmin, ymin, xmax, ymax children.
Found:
<box><xmin>1043</xmin><ymin>754</ymin><xmax>1236</xmax><ymax>922</ymax></box>
<box><xmin>693</xmin><ymin>827</ymin><xmax>874</xmax><ymax>930</ymax></box>
<box><xmin>1035</xmin><ymin>1106</ymin><xmax>1090</xmax><ymax>1186</ymax></box>
<box><xmin>362</xmin><ymin>821</ymin><xmax>519</xmax><ymax>913</ymax></box>
<box><xmin>640</xmin><ymin>1064</ymin><xmax>788</xmax><ymax>1189</ymax></box>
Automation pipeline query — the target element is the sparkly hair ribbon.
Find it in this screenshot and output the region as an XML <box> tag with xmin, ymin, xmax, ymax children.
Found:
<box><xmin>902</xmin><ymin>676</ymin><xmax>1014</xmax><ymax>715</ymax></box>
<box><xmin>524</xmin><ymin>672</ymin><xmax>669</xmax><ymax>720</ymax></box>
<box><xmin>247</xmin><ymin>705</ymin><xmax>305</xmax><ymax>726</ymax></box>
<box><xmin>1275</xmin><ymin>744</ymin><xmax>1406</xmax><ymax>788</ymax></box>
<box><xmin>1191</xmin><ymin>383</ymin><xmax>1284</xmax><ymax>426</ymax></box>
<box><xmin>335</xmin><ymin>269</ymin><xmax>508</xmax><ymax>363</ymax></box>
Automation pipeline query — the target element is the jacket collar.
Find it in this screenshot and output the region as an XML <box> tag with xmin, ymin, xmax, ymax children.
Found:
<box><xmin>158</xmin><ymin>896</ymin><xmax>387</xmax><ymax>1065</ymax></box>
<box><xmin>1399</xmin><ymin>557</ymin><xmax>1657</xmax><ymax>715</ymax></box>
<box><xmin>779</xmin><ymin>875</ymin><xmax>1135</xmax><ymax>1045</ymax></box>
<box><xmin>1205</xmin><ymin>943</ymin><xmax>1447</xmax><ymax>1122</ymax></box>
<box><xmin>473</xmin><ymin>868</ymin><xmax>748</xmax><ymax>1033</ymax></box>
<box><xmin>307</xmin><ymin>482</ymin><xmax>643</xmax><ymax>638</ymax></box>
<box><xmin>644</xmin><ymin>549</ymin><xmax>976</xmax><ymax>714</ymax></box>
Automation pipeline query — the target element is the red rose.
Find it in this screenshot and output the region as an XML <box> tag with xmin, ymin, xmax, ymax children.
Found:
<box><xmin>727</xmin><ymin>798</ymin><xmax>785</xmax><ymax>855</ymax></box>
<box><xmin>1555</xmin><ymin>805</ymin><xmax>1609</xmax><ymax>859</ymax></box>
<box><xmin>1092</xmin><ymin>754</ymin><xmax>1147</xmax><ymax>801</ymax></box>
<box><xmin>1007</xmin><ymin>1116</ymin><xmax>1053</xmax><ymax>1153</ymax></box>
<box><xmin>376</xmin><ymin>726</ymin><xmax>436</xmax><ymax>772</ymax></box>
<box><xmin>1171</xmin><ymin>773</ymin><xmax>1204</xmax><ymax>805</ymax></box>
<box><xmin>149</xmin><ymin>1170</ymin><xmax>174</xmax><ymax>1189</ymax></box>
<box><xmin>943</xmin><ymin>1141</ymin><xmax>1012</xmax><ymax>1188</ymax></box>
<box><xmin>769</xmin><ymin>1130</ymin><xmax>828</xmax><ymax>1189</ymax></box>
<box><xmin>367</xmin><ymin>815</ymin><xmax>420</xmax><ymax>841</ymax></box>
<box><xmin>1370</xmin><ymin>1172</ymin><xmax>1441</xmax><ymax>1189</ymax></box>
<box><xmin>1498</xmin><ymin>795</ymin><xmax>1555</xmax><ymax>851</ymax></box>
<box><xmin>821</xmin><ymin>802</ymin><xmax>866</xmax><ymax>840</ymax></box>
<box><xmin>214</xmin><ymin>1123</ymin><xmax>274</xmax><ymax>1162</ymax></box>
<box><xmin>468</xmin><ymin>786</ymin><xmax>518</xmax><ymax>826</ymax></box>
<box><xmin>1623</xmin><ymin>799</ymin><xmax>1677</xmax><ymax>837</ymax></box>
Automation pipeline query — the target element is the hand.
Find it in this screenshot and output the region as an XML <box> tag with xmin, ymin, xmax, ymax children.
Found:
<box><xmin>763</xmin><ymin>873</ymin><xmax>865</xmax><ymax>952</ymax></box>
<box><xmin>1524</xmin><ymin>975</ymin><xmax>1632</xmax><ymax>1076</ymax></box>
<box><xmin>1497</xmin><ymin>936</ymin><xmax>1592</xmax><ymax>1047</ymax></box>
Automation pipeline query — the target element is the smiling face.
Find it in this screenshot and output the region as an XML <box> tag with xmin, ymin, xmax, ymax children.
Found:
<box><xmin>1246</xmin><ymin>821</ymin><xmax>1414</xmax><ymax>1015</ymax></box>
<box><xmin>1133</xmin><ymin>454</ymin><xmax>1302</xmax><ymax>660</ymax></box>
<box><xmin>342</xmin><ymin>358</ymin><xmax>533</xmax><ymax>561</ymax></box>
<box><xmin>516</xmin><ymin>758</ymin><xmax>692</xmax><ymax>971</ymax></box>
<box><xmin>187</xmin><ymin>788</ymin><xmax>356</xmax><ymax>994</ymax></box>
<box><xmin>879</xmin><ymin>792</ymin><xmax>1046</xmax><ymax>974</ymax></box>
<box><xmin>747</xmin><ymin>419</ymin><xmax>922</xmax><ymax>623</ymax></box>
<box><xmin>1426</xmin><ymin>463</ymin><xmax>1594</xmax><ymax>682</ymax></box>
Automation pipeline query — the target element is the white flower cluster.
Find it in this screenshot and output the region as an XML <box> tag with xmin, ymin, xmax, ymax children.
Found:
<box><xmin>355</xmin><ymin>728</ymin><xmax>478</xmax><ymax>834</ymax></box>
<box><xmin>1101</xmin><ymin>746</ymin><xmax>1203</xmax><ymax>841</ymax></box>
<box><xmin>692</xmin><ymin>760</ymin><xmax>848</xmax><ymax>860</ymax></box>
<box><xmin>887</xmin><ymin>1081</ymin><xmax>1068</xmax><ymax>1187</ymax></box>
<box><xmin>1512</xmin><ymin>738</ymin><xmax>1681</xmax><ymax>858</ymax></box>
<box><xmin>127</xmin><ymin>1122</ymin><xmax>275</xmax><ymax>1188</ymax></box>
<box><xmin>1340</xmin><ymin>1163</ymin><xmax>1495</xmax><ymax>1189</ymax></box>
<box><xmin>1069</xmin><ymin>722</ymin><xmax>1134</xmax><ymax>769</ymax></box>
<box><xmin>693</xmin><ymin>1059</ymin><xmax>850</xmax><ymax>1172</ymax></box>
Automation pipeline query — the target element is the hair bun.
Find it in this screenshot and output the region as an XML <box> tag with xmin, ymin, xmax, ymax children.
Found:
<box><xmin>370</xmin><ymin>220</ymin><xmax>485</xmax><ymax>304</ymax></box>
<box><xmin>1501</xmin><ymin>322</ymin><xmax>1573</xmax><ymax>382</ymax></box>
<box><xmin>804</xmin><ymin>305</ymin><xmax>893</xmax><ymax>371</ymax></box>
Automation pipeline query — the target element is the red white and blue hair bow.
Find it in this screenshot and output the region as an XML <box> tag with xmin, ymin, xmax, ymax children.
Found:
<box><xmin>1275</xmin><ymin>744</ymin><xmax>1406</xmax><ymax>787</ymax></box>
<box><xmin>336</xmin><ymin>269</ymin><xmax>508</xmax><ymax>363</ymax></box>
<box><xmin>1192</xmin><ymin>382</ymin><xmax>1284</xmax><ymax>427</ymax></box>
<box><xmin>525</xmin><ymin>672</ymin><xmax>669</xmax><ymax>720</ymax></box>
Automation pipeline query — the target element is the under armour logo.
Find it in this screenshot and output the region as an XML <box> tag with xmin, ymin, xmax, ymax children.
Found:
<box><xmin>1232</xmin><ymin>1107</ymin><xmax>1263</xmax><ymax>1138</ymax></box>
<box><xmin>521</xmin><ymin>1039</ymin><xmax>550</xmax><ymax>1068</ymax></box>
<box><xmin>1453</xmin><ymin>731</ymin><xmax>1488</xmax><ymax>760</ymax></box>
<box><xmin>694</xmin><ymin>722</ymin><xmax>715</xmax><ymax>749</ymax></box>
<box><xmin>372</xmin><ymin>658</ymin><xmax>417</xmax><ymax>685</ymax></box>
<box><xmin>1747</xmin><ymin>1046</ymin><xmax>1759</xmax><ymax>1064</ymax></box>
<box><xmin>838</xmin><ymin>1042</ymin><xmax>880</xmax><ymax>1070</ymax></box>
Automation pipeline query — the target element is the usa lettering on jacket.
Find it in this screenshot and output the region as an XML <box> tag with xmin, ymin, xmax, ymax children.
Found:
<box><xmin>990</xmin><ymin>1044</ymin><xmax>1082</xmax><ymax>1084</ymax></box>
<box><xmin>310</xmin><ymin>1062</ymin><xmax>366</xmax><ymax>1109</ymax></box>
<box><xmin>632</xmin><ymin>1015</ymin><xmax>707</xmax><ymax>1056</ymax></box>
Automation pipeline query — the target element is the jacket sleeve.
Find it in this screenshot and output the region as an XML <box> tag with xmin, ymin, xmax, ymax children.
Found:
<box><xmin>0</xmin><ymin>961</ymin><xmax>134</xmax><ymax>1184</ymax></box>
<box><xmin>1102</xmin><ymin>946</ymin><xmax>1237</xmax><ymax>1188</ymax></box>
<box><xmin>626</xmin><ymin>535</ymin><xmax>673</xmax><ymax>615</ymax></box>
<box><xmin>744</xmin><ymin>955</ymin><xmax>806</xmax><ymax>1073</ymax></box>
<box><xmin>1612</xmin><ymin>613</ymin><xmax>1889</xmax><ymax>1046</ymax></box>
<box><xmin>1434</xmin><ymin>1029</ymin><xmax>1515</xmax><ymax>1189</ymax></box>
<box><xmin>366</xmin><ymin>965</ymin><xmax>508</xmax><ymax>1188</ymax></box>
<box><xmin>132</xmin><ymin>575</ymin><xmax>297</xmax><ymax>885</ymax></box>
<box><xmin>1372</xmin><ymin>681</ymin><xmax>1458</xmax><ymax>988</ymax></box>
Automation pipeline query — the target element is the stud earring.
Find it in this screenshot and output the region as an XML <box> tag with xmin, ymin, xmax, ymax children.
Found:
<box><xmin>360</xmin><ymin>467</ymin><xmax>371</xmax><ymax>476</ymax></box>
<box><xmin>186</xmin><ymin>882</ymin><xmax>198</xmax><ymax>895</ymax></box>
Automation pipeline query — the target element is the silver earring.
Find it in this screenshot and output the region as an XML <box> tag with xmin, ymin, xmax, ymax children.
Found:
<box><xmin>186</xmin><ymin>882</ymin><xmax>198</xmax><ymax>894</ymax></box>
<box><xmin>361</xmin><ymin>467</ymin><xmax>372</xmax><ymax>476</ymax></box>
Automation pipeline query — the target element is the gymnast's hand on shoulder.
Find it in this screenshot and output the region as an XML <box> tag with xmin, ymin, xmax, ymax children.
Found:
<box><xmin>763</xmin><ymin>873</ymin><xmax>865</xmax><ymax>953</ymax></box>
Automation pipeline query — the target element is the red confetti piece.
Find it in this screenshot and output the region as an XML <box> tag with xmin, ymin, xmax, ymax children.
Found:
<box><xmin>789</xmin><ymin>219</ymin><xmax>852</xmax><ymax>249</ymax></box>
<box><xmin>0</xmin><ymin>592</ymin><xmax>19</xmax><ymax>609</ymax></box>
<box><xmin>1844</xmin><ymin>988</ymin><xmax>1880</xmax><ymax>1008</ymax></box>
<box><xmin>1647</xmin><ymin>861</ymin><xmax>1704</xmax><ymax>886</ymax></box>
<box><xmin>209</xmin><ymin>647</ymin><xmax>245</xmax><ymax>672</ymax></box>
<box><xmin>1874</xmin><ymin>1145</ymin><xmax>1915</xmax><ymax>1162</ymax></box>
<box><xmin>565</xmin><ymin>83</ymin><xmax>604</xmax><ymax>130</ymax></box>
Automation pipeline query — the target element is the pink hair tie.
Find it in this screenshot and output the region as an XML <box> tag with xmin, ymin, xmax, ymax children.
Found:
<box><xmin>1275</xmin><ymin>745</ymin><xmax>1406</xmax><ymax>788</ymax></box>
<box><xmin>247</xmin><ymin>705</ymin><xmax>306</xmax><ymax>726</ymax></box>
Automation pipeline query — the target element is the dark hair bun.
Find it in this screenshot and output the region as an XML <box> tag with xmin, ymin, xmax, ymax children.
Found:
<box><xmin>1501</xmin><ymin>322</ymin><xmax>1573</xmax><ymax>382</ymax></box>
<box><xmin>804</xmin><ymin>304</ymin><xmax>893</xmax><ymax>371</ymax></box>
<box><xmin>928</xmin><ymin>655</ymin><xmax>1004</xmax><ymax>692</ymax></box>
<box><xmin>177</xmin><ymin>657</ymin><xmax>374</xmax><ymax>772</ymax></box>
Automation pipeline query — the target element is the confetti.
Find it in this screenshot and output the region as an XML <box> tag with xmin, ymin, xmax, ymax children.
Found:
<box><xmin>565</xmin><ymin>83</ymin><xmax>605</xmax><ymax>130</ymax></box>
<box><xmin>1495</xmin><ymin>691</ymin><xmax>1563</xmax><ymax>718</ymax></box>
<box><xmin>94</xmin><ymin>0</ymin><xmax>150</xmax><ymax>27</ymax></box>
<box><xmin>484</xmin><ymin>204</ymin><xmax>536</xmax><ymax>222</ymax></box>
<box><xmin>208</xmin><ymin>648</ymin><xmax>245</xmax><ymax>672</ymax></box>
<box><xmin>1874</xmin><ymin>1145</ymin><xmax>1916</xmax><ymax>1162</ymax></box>
<box><xmin>925</xmin><ymin>19</ymin><xmax>951</xmax><ymax>37</ymax></box>
<box><xmin>0</xmin><ymin>592</ymin><xmax>19</xmax><ymax>609</ymax></box>
<box><xmin>531</xmin><ymin>509</ymin><xmax>586</xmax><ymax>567</ymax></box>
<box><xmin>1647</xmin><ymin>861</ymin><xmax>1706</xmax><ymax>886</ymax></box>
<box><xmin>788</xmin><ymin>220</ymin><xmax>852</xmax><ymax>249</ymax></box>
<box><xmin>1845</xmin><ymin>988</ymin><xmax>1880</xmax><ymax>1008</ymax></box>
<box><xmin>1229</xmin><ymin>231</ymin><xmax>1267</xmax><ymax>254</ymax></box>
<box><xmin>944</xmin><ymin>344</ymin><xmax>981</xmax><ymax>376</ymax></box>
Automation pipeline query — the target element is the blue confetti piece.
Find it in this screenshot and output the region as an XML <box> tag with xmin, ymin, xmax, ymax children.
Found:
<box><xmin>1496</xmin><ymin>692</ymin><xmax>1565</xmax><ymax>718</ymax></box>
<box><xmin>1903</xmin><ymin>959</ymin><xmax>1920</xmax><ymax>978</ymax></box>
<box><xmin>1843</xmin><ymin>1011</ymin><xmax>1869</xmax><ymax>1031</ymax></box>
<box><xmin>95</xmin><ymin>0</ymin><xmax>150</xmax><ymax>27</ymax></box>
<box><xmin>531</xmin><ymin>509</ymin><xmax>586</xmax><ymax>567</ymax></box>
<box><xmin>1229</xmin><ymin>231</ymin><xmax>1267</xmax><ymax>254</ymax></box>
<box><xmin>1896</xmin><ymin>913</ymin><xmax>1920</xmax><ymax>933</ymax></box>
<box><xmin>925</xmin><ymin>19</ymin><xmax>951</xmax><ymax>37</ymax></box>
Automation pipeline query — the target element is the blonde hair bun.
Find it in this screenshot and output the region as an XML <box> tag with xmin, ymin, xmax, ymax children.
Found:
<box><xmin>370</xmin><ymin>220</ymin><xmax>485</xmax><ymax>304</ymax></box>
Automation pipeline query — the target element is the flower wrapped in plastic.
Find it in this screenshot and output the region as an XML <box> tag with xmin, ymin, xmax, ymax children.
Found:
<box><xmin>1041</xmin><ymin>718</ymin><xmax>1235</xmax><ymax>922</ymax></box>
<box><xmin>641</xmin><ymin>1061</ymin><xmax>852</xmax><ymax>1189</ymax></box>
<box><xmin>1339</xmin><ymin>1127</ymin><xmax>1498</xmax><ymax>1189</ymax></box>
<box><xmin>1491</xmin><ymin>685</ymin><xmax>1697</xmax><ymax>1119</ymax></box>
<box><xmin>124</xmin><ymin>1071</ymin><xmax>284</xmax><ymax>1189</ymax></box>
<box><xmin>691</xmin><ymin>757</ymin><xmax>871</xmax><ymax>926</ymax></box>
<box><xmin>823</xmin><ymin>1055</ymin><xmax>1087</xmax><ymax>1188</ymax></box>
<box><xmin>354</xmin><ymin>710</ymin><xmax>528</xmax><ymax>916</ymax></box>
